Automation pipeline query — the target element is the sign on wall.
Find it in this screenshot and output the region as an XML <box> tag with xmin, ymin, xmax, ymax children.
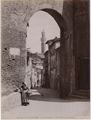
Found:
<box><xmin>9</xmin><ymin>47</ymin><xmax>20</xmax><ymax>56</ymax></box>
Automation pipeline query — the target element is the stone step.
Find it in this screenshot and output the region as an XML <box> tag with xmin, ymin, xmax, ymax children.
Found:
<box><xmin>69</xmin><ymin>94</ymin><xmax>89</xmax><ymax>99</ymax></box>
<box><xmin>73</xmin><ymin>90</ymin><xmax>90</xmax><ymax>97</ymax></box>
<box><xmin>69</xmin><ymin>90</ymin><xmax>90</xmax><ymax>99</ymax></box>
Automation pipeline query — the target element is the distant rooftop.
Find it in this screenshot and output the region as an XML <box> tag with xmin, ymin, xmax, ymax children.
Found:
<box><xmin>27</xmin><ymin>51</ymin><xmax>45</xmax><ymax>59</ymax></box>
<box><xmin>46</xmin><ymin>37</ymin><xmax>60</xmax><ymax>44</ymax></box>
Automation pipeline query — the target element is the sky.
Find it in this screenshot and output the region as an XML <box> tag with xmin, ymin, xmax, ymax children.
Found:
<box><xmin>26</xmin><ymin>11</ymin><xmax>60</xmax><ymax>53</ymax></box>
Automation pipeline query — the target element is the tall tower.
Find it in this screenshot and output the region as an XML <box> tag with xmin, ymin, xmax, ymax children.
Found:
<box><xmin>41</xmin><ymin>30</ymin><xmax>46</xmax><ymax>54</ymax></box>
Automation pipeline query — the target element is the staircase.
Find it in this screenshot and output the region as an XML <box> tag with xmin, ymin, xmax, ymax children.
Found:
<box><xmin>69</xmin><ymin>90</ymin><xmax>90</xmax><ymax>99</ymax></box>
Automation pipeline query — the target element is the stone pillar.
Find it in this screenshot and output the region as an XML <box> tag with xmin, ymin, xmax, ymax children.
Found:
<box><xmin>59</xmin><ymin>0</ymin><xmax>75</xmax><ymax>98</ymax></box>
<box><xmin>1</xmin><ymin>0</ymin><xmax>27</xmax><ymax>95</ymax></box>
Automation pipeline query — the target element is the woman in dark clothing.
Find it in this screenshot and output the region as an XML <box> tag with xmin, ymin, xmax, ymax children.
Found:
<box><xmin>20</xmin><ymin>82</ymin><xmax>29</xmax><ymax>106</ymax></box>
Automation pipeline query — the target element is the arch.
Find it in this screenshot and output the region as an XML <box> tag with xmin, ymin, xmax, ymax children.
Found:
<box><xmin>26</xmin><ymin>10</ymin><xmax>60</xmax><ymax>52</ymax></box>
<box><xmin>41</xmin><ymin>8</ymin><xmax>68</xmax><ymax>38</ymax></box>
<box><xmin>39</xmin><ymin>8</ymin><xmax>69</xmax><ymax>97</ymax></box>
<box><xmin>26</xmin><ymin>8</ymin><xmax>69</xmax><ymax>98</ymax></box>
<box><xmin>27</xmin><ymin>8</ymin><xmax>68</xmax><ymax>38</ymax></box>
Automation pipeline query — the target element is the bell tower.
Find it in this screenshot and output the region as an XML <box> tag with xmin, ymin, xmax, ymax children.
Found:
<box><xmin>41</xmin><ymin>30</ymin><xmax>46</xmax><ymax>54</ymax></box>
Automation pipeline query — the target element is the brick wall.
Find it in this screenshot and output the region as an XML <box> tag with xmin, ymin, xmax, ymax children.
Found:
<box><xmin>1</xmin><ymin>0</ymin><xmax>26</xmax><ymax>95</ymax></box>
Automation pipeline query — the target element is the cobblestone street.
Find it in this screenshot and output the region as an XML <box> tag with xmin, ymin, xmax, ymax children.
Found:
<box><xmin>2</xmin><ymin>88</ymin><xmax>90</xmax><ymax>119</ymax></box>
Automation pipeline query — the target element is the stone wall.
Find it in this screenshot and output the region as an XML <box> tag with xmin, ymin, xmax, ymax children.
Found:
<box><xmin>1</xmin><ymin>0</ymin><xmax>27</xmax><ymax>95</ymax></box>
<box><xmin>58</xmin><ymin>0</ymin><xmax>74</xmax><ymax>97</ymax></box>
<box><xmin>73</xmin><ymin>0</ymin><xmax>90</xmax><ymax>90</ymax></box>
<box><xmin>61</xmin><ymin>0</ymin><xmax>90</xmax><ymax>96</ymax></box>
<box><xmin>1</xmin><ymin>3</ymin><xmax>26</xmax><ymax>94</ymax></box>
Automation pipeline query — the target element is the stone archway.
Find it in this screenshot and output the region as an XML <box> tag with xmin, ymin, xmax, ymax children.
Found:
<box><xmin>26</xmin><ymin>8</ymin><xmax>69</xmax><ymax>98</ymax></box>
<box><xmin>1</xmin><ymin>0</ymin><xmax>71</xmax><ymax>98</ymax></box>
<box><xmin>41</xmin><ymin>9</ymin><xmax>70</xmax><ymax>98</ymax></box>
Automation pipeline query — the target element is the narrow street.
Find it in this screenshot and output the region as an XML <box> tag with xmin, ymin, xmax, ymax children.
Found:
<box><xmin>1</xmin><ymin>0</ymin><xmax>90</xmax><ymax>119</ymax></box>
<box><xmin>2</xmin><ymin>88</ymin><xmax>90</xmax><ymax>119</ymax></box>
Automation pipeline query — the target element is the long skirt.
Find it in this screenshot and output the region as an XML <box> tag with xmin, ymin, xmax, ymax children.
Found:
<box><xmin>21</xmin><ymin>92</ymin><xmax>27</xmax><ymax>105</ymax></box>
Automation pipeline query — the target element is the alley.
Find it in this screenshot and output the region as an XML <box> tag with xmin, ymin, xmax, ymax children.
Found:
<box><xmin>2</xmin><ymin>88</ymin><xmax>90</xmax><ymax>119</ymax></box>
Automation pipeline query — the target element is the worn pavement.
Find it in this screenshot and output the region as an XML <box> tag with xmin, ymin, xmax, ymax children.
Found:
<box><xmin>1</xmin><ymin>88</ymin><xmax>90</xmax><ymax>119</ymax></box>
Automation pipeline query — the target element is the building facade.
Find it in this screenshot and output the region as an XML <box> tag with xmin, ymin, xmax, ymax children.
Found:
<box><xmin>43</xmin><ymin>51</ymin><xmax>49</xmax><ymax>88</ymax></box>
<box><xmin>44</xmin><ymin>37</ymin><xmax>61</xmax><ymax>90</ymax></box>
<box><xmin>26</xmin><ymin>52</ymin><xmax>44</xmax><ymax>89</ymax></box>
<box><xmin>25</xmin><ymin>50</ymin><xmax>32</xmax><ymax>89</ymax></box>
